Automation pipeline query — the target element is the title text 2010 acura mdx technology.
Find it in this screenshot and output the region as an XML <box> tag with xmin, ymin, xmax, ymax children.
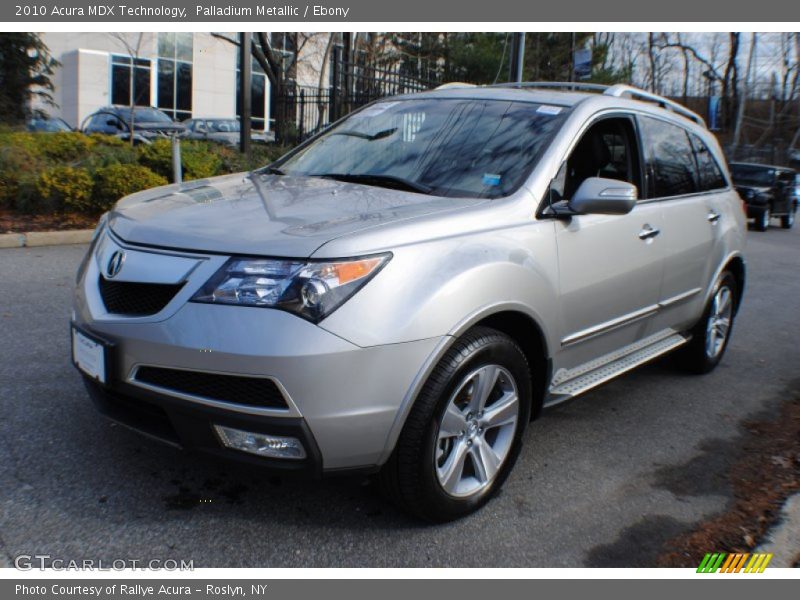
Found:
<box><xmin>72</xmin><ymin>83</ymin><xmax>746</xmax><ymax>521</ymax></box>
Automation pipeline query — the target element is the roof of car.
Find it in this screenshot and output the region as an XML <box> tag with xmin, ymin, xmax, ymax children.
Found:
<box><xmin>394</xmin><ymin>82</ymin><xmax>708</xmax><ymax>129</ymax></box>
<box><xmin>401</xmin><ymin>85</ymin><xmax>593</xmax><ymax>107</ymax></box>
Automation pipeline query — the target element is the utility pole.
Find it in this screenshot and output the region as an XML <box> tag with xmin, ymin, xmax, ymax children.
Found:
<box><xmin>508</xmin><ymin>33</ymin><xmax>526</xmax><ymax>83</ymax></box>
<box><xmin>569</xmin><ymin>32</ymin><xmax>576</xmax><ymax>82</ymax></box>
<box><xmin>239</xmin><ymin>32</ymin><xmax>252</xmax><ymax>156</ymax></box>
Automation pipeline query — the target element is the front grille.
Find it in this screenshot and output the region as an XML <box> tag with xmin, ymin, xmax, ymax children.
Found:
<box><xmin>98</xmin><ymin>276</ymin><xmax>183</xmax><ymax>316</ymax></box>
<box><xmin>135</xmin><ymin>366</ymin><xmax>289</xmax><ymax>409</ymax></box>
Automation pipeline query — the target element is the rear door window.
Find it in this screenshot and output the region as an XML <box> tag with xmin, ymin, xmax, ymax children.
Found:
<box><xmin>639</xmin><ymin>116</ymin><xmax>698</xmax><ymax>198</ymax></box>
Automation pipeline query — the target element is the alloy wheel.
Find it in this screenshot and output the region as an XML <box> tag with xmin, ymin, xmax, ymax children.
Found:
<box><xmin>434</xmin><ymin>364</ymin><xmax>520</xmax><ymax>498</ymax></box>
<box><xmin>705</xmin><ymin>285</ymin><xmax>733</xmax><ymax>359</ymax></box>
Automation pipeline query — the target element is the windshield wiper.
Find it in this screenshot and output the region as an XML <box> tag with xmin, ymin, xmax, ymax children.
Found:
<box><xmin>314</xmin><ymin>173</ymin><xmax>432</xmax><ymax>195</ymax></box>
<box><xmin>330</xmin><ymin>127</ymin><xmax>397</xmax><ymax>141</ymax></box>
<box><xmin>262</xmin><ymin>166</ymin><xmax>285</xmax><ymax>175</ymax></box>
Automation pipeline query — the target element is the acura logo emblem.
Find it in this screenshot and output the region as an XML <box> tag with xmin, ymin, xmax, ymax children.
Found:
<box><xmin>106</xmin><ymin>250</ymin><xmax>125</xmax><ymax>278</ymax></box>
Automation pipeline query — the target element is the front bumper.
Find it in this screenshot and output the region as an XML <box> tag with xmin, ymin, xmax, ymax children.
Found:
<box><xmin>74</xmin><ymin>232</ymin><xmax>444</xmax><ymax>473</ymax></box>
<box><xmin>81</xmin><ymin>375</ymin><xmax>324</xmax><ymax>475</ymax></box>
<box><xmin>746</xmin><ymin>204</ymin><xmax>767</xmax><ymax>218</ymax></box>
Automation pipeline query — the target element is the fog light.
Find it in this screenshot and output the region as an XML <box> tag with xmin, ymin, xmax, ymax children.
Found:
<box><xmin>213</xmin><ymin>425</ymin><xmax>306</xmax><ymax>460</ymax></box>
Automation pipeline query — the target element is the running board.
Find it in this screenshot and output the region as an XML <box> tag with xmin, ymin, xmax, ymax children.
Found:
<box><xmin>546</xmin><ymin>332</ymin><xmax>689</xmax><ymax>406</ymax></box>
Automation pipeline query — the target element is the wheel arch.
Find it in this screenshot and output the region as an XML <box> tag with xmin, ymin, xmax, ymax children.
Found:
<box><xmin>470</xmin><ymin>310</ymin><xmax>551</xmax><ymax>421</ymax></box>
<box><xmin>378</xmin><ymin>305</ymin><xmax>553</xmax><ymax>465</ymax></box>
<box><xmin>723</xmin><ymin>254</ymin><xmax>746</xmax><ymax>315</ymax></box>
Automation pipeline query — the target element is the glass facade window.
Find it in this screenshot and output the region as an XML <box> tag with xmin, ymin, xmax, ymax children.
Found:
<box><xmin>157</xmin><ymin>32</ymin><xmax>193</xmax><ymax>121</ymax></box>
<box><xmin>236</xmin><ymin>54</ymin><xmax>268</xmax><ymax>131</ymax></box>
<box><xmin>111</xmin><ymin>55</ymin><xmax>151</xmax><ymax>107</ymax></box>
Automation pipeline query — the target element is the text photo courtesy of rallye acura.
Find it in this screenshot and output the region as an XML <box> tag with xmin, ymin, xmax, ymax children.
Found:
<box><xmin>71</xmin><ymin>82</ymin><xmax>746</xmax><ymax>522</ymax></box>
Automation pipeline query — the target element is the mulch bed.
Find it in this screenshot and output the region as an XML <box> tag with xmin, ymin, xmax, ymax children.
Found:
<box><xmin>657</xmin><ymin>386</ymin><xmax>800</xmax><ymax>566</ymax></box>
<box><xmin>0</xmin><ymin>209</ymin><xmax>99</xmax><ymax>233</ymax></box>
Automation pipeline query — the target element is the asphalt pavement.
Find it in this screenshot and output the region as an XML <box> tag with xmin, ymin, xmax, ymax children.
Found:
<box><xmin>0</xmin><ymin>224</ymin><xmax>798</xmax><ymax>568</ymax></box>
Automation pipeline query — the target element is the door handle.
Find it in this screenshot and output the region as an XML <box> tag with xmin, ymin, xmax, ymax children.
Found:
<box><xmin>707</xmin><ymin>211</ymin><xmax>721</xmax><ymax>223</ymax></box>
<box><xmin>638</xmin><ymin>225</ymin><xmax>660</xmax><ymax>241</ymax></box>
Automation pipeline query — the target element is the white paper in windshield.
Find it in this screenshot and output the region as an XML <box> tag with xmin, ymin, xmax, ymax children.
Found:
<box><xmin>536</xmin><ymin>105</ymin><xmax>563</xmax><ymax>115</ymax></box>
<box><xmin>352</xmin><ymin>102</ymin><xmax>401</xmax><ymax>119</ymax></box>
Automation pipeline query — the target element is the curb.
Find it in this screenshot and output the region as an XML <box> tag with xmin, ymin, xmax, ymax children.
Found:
<box><xmin>0</xmin><ymin>230</ymin><xmax>93</xmax><ymax>249</ymax></box>
<box><xmin>756</xmin><ymin>492</ymin><xmax>800</xmax><ymax>567</ymax></box>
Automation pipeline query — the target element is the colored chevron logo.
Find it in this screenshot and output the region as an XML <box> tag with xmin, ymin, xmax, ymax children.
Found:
<box><xmin>696</xmin><ymin>552</ymin><xmax>773</xmax><ymax>573</ymax></box>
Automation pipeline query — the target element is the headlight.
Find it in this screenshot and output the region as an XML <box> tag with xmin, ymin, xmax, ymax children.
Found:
<box><xmin>191</xmin><ymin>254</ymin><xmax>390</xmax><ymax>322</ymax></box>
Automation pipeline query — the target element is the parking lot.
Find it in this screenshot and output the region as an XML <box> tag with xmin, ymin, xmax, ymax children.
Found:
<box><xmin>0</xmin><ymin>225</ymin><xmax>798</xmax><ymax>568</ymax></box>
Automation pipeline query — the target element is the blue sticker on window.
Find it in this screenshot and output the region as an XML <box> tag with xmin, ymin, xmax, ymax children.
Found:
<box><xmin>483</xmin><ymin>173</ymin><xmax>502</xmax><ymax>186</ymax></box>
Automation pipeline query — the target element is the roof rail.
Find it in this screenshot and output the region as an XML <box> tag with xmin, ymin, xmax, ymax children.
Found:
<box><xmin>488</xmin><ymin>82</ymin><xmax>610</xmax><ymax>93</ymax></box>
<box><xmin>477</xmin><ymin>81</ymin><xmax>706</xmax><ymax>127</ymax></box>
<box><xmin>604</xmin><ymin>84</ymin><xmax>706</xmax><ymax>127</ymax></box>
<box><xmin>435</xmin><ymin>82</ymin><xmax>477</xmax><ymax>90</ymax></box>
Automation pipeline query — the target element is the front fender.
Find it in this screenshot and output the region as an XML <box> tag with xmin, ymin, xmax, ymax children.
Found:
<box><xmin>318</xmin><ymin>226</ymin><xmax>560</xmax><ymax>351</ymax></box>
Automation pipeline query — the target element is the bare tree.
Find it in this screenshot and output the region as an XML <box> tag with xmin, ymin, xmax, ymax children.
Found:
<box><xmin>315</xmin><ymin>33</ymin><xmax>336</xmax><ymax>131</ymax></box>
<box><xmin>721</xmin><ymin>33</ymin><xmax>741</xmax><ymax>128</ymax></box>
<box><xmin>778</xmin><ymin>32</ymin><xmax>799</xmax><ymax>102</ymax></box>
<box><xmin>675</xmin><ymin>33</ymin><xmax>691</xmax><ymax>102</ymax></box>
<box><xmin>213</xmin><ymin>32</ymin><xmax>313</xmax><ymax>143</ymax></box>
<box><xmin>647</xmin><ymin>33</ymin><xmax>658</xmax><ymax>92</ymax></box>
<box><xmin>791</xmin><ymin>33</ymin><xmax>800</xmax><ymax>151</ymax></box>
<box><xmin>732</xmin><ymin>33</ymin><xmax>757</xmax><ymax>151</ymax></box>
<box><xmin>655</xmin><ymin>35</ymin><xmax>725</xmax><ymax>92</ymax></box>
<box><xmin>108</xmin><ymin>33</ymin><xmax>145</xmax><ymax>146</ymax></box>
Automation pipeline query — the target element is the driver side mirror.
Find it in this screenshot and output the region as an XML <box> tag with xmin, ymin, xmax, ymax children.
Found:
<box><xmin>569</xmin><ymin>177</ymin><xmax>637</xmax><ymax>215</ymax></box>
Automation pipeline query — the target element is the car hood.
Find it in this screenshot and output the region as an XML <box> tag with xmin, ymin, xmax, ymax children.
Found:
<box><xmin>206</xmin><ymin>132</ymin><xmax>268</xmax><ymax>143</ymax></box>
<box><xmin>133</xmin><ymin>122</ymin><xmax>187</xmax><ymax>135</ymax></box>
<box><xmin>108</xmin><ymin>172</ymin><xmax>478</xmax><ymax>257</ymax></box>
<box><xmin>734</xmin><ymin>184</ymin><xmax>771</xmax><ymax>195</ymax></box>
<box><xmin>208</xmin><ymin>132</ymin><xmax>238</xmax><ymax>140</ymax></box>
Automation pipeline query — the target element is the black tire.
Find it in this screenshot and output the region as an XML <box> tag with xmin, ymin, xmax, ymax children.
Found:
<box><xmin>781</xmin><ymin>208</ymin><xmax>795</xmax><ymax>229</ymax></box>
<box><xmin>380</xmin><ymin>327</ymin><xmax>532</xmax><ymax>522</ymax></box>
<box><xmin>673</xmin><ymin>271</ymin><xmax>737</xmax><ymax>375</ymax></box>
<box><xmin>754</xmin><ymin>207</ymin><xmax>770</xmax><ymax>231</ymax></box>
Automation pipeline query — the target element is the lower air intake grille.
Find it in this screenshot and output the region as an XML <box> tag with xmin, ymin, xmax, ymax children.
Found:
<box><xmin>135</xmin><ymin>366</ymin><xmax>289</xmax><ymax>409</ymax></box>
<box><xmin>99</xmin><ymin>276</ymin><xmax>183</xmax><ymax>316</ymax></box>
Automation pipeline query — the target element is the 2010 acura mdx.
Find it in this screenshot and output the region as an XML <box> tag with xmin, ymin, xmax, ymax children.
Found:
<box><xmin>72</xmin><ymin>83</ymin><xmax>746</xmax><ymax>521</ymax></box>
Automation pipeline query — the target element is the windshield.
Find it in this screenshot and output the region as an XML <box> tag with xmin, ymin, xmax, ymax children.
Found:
<box><xmin>731</xmin><ymin>164</ymin><xmax>775</xmax><ymax>187</ymax></box>
<box><xmin>275</xmin><ymin>98</ymin><xmax>568</xmax><ymax>198</ymax></box>
<box><xmin>28</xmin><ymin>118</ymin><xmax>71</xmax><ymax>132</ymax></box>
<box><xmin>118</xmin><ymin>108</ymin><xmax>174</xmax><ymax>124</ymax></box>
<box><xmin>207</xmin><ymin>119</ymin><xmax>240</xmax><ymax>133</ymax></box>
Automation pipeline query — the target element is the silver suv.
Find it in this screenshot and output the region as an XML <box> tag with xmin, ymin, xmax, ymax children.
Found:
<box><xmin>72</xmin><ymin>83</ymin><xmax>746</xmax><ymax>521</ymax></box>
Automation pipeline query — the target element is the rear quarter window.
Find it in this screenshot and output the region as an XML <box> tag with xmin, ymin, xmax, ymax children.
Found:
<box><xmin>689</xmin><ymin>133</ymin><xmax>727</xmax><ymax>191</ymax></box>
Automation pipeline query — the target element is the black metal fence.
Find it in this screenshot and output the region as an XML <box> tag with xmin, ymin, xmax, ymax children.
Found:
<box><xmin>273</xmin><ymin>86</ymin><xmax>333</xmax><ymax>142</ymax></box>
<box><xmin>328</xmin><ymin>47</ymin><xmax>441</xmax><ymax>121</ymax></box>
<box><xmin>275</xmin><ymin>49</ymin><xmax>442</xmax><ymax>145</ymax></box>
